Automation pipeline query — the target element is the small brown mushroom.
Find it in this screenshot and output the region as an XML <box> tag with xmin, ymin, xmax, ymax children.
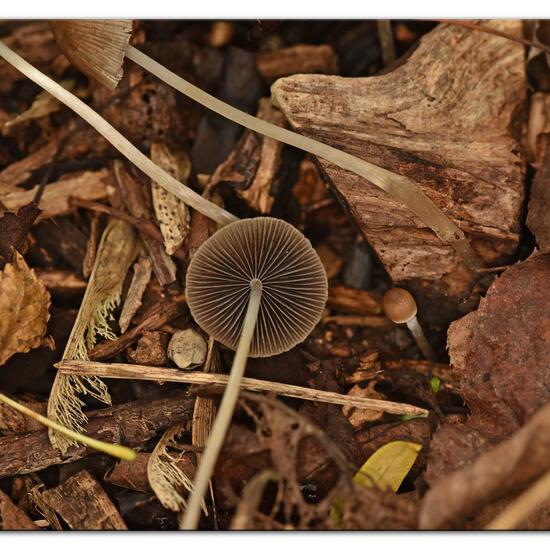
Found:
<box><xmin>50</xmin><ymin>20</ymin><xmax>132</xmax><ymax>89</ymax></box>
<box><xmin>382</xmin><ymin>287</ymin><xmax>436</xmax><ymax>362</ymax></box>
<box><xmin>182</xmin><ymin>217</ymin><xmax>327</xmax><ymax>528</ymax></box>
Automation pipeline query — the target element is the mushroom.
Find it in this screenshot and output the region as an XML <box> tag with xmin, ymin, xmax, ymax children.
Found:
<box><xmin>0</xmin><ymin>22</ymin><xmax>482</xmax><ymax>270</ymax></box>
<box><xmin>0</xmin><ymin>392</ymin><xmax>135</xmax><ymax>461</ymax></box>
<box><xmin>382</xmin><ymin>287</ymin><xmax>436</xmax><ymax>362</ymax></box>
<box><xmin>182</xmin><ymin>217</ymin><xmax>328</xmax><ymax>529</ymax></box>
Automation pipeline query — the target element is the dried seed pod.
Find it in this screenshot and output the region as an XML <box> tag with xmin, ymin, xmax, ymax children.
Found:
<box><xmin>50</xmin><ymin>20</ymin><xmax>132</xmax><ymax>89</ymax></box>
<box><xmin>185</xmin><ymin>217</ymin><xmax>328</xmax><ymax>358</ymax></box>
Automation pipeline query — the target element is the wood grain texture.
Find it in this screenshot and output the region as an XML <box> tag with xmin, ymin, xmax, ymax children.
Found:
<box><xmin>272</xmin><ymin>21</ymin><xmax>527</xmax><ymax>322</ymax></box>
<box><xmin>42</xmin><ymin>470</ymin><xmax>126</xmax><ymax>530</ymax></box>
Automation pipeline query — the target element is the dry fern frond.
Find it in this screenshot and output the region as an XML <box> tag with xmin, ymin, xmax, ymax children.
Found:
<box><xmin>47</xmin><ymin>219</ymin><xmax>139</xmax><ymax>452</ymax></box>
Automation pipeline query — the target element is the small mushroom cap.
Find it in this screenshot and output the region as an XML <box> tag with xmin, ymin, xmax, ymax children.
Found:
<box><xmin>382</xmin><ymin>287</ymin><xmax>417</xmax><ymax>324</ymax></box>
<box><xmin>186</xmin><ymin>217</ymin><xmax>328</xmax><ymax>358</ymax></box>
<box><xmin>50</xmin><ymin>20</ymin><xmax>133</xmax><ymax>89</ymax></box>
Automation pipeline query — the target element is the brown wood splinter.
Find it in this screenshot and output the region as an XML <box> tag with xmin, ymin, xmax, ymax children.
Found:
<box><xmin>382</xmin><ymin>288</ymin><xmax>436</xmax><ymax>362</ymax></box>
<box><xmin>182</xmin><ymin>217</ymin><xmax>327</xmax><ymax>529</ymax></box>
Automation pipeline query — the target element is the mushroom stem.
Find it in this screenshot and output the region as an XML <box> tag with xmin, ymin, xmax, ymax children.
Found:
<box><xmin>125</xmin><ymin>45</ymin><xmax>483</xmax><ymax>271</ymax></box>
<box><xmin>0</xmin><ymin>392</ymin><xmax>136</xmax><ymax>461</ymax></box>
<box><xmin>0</xmin><ymin>40</ymin><xmax>237</xmax><ymax>228</ymax></box>
<box><xmin>181</xmin><ymin>279</ymin><xmax>263</xmax><ymax>530</ymax></box>
<box><xmin>406</xmin><ymin>317</ymin><xmax>437</xmax><ymax>362</ymax></box>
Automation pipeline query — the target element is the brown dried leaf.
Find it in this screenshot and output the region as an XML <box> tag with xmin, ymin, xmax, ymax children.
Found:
<box><xmin>0</xmin><ymin>251</ymin><xmax>50</xmax><ymax>366</ymax></box>
<box><xmin>426</xmin><ymin>253</ymin><xmax>550</xmax><ymax>483</ymax></box>
<box><xmin>4</xmin><ymin>80</ymin><xmax>74</xmax><ymax>129</ymax></box>
<box><xmin>0</xmin><ymin>202</ymin><xmax>41</xmax><ymax>261</ymax></box>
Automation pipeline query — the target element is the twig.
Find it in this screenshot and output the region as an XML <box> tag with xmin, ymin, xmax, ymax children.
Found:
<box><xmin>486</xmin><ymin>468</ymin><xmax>550</xmax><ymax>530</ymax></box>
<box><xmin>438</xmin><ymin>19</ymin><xmax>550</xmax><ymax>56</ymax></box>
<box><xmin>69</xmin><ymin>197</ymin><xmax>185</xmax><ymax>261</ymax></box>
<box><xmin>56</xmin><ymin>360</ymin><xmax>429</xmax><ymax>417</ymax></box>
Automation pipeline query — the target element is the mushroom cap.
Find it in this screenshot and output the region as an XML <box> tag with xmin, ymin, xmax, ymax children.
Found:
<box><xmin>382</xmin><ymin>287</ymin><xmax>417</xmax><ymax>324</ymax></box>
<box><xmin>186</xmin><ymin>217</ymin><xmax>328</xmax><ymax>358</ymax></box>
<box><xmin>50</xmin><ymin>20</ymin><xmax>133</xmax><ymax>89</ymax></box>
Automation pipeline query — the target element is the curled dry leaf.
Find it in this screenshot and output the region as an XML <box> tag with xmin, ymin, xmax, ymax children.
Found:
<box><xmin>426</xmin><ymin>253</ymin><xmax>550</xmax><ymax>483</ymax></box>
<box><xmin>0</xmin><ymin>251</ymin><xmax>50</xmax><ymax>366</ymax></box>
<box><xmin>0</xmin><ymin>202</ymin><xmax>41</xmax><ymax>262</ymax></box>
<box><xmin>150</xmin><ymin>143</ymin><xmax>191</xmax><ymax>256</ymax></box>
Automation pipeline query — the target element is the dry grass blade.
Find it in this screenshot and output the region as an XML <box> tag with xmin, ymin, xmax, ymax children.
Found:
<box><xmin>47</xmin><ymin>219</ymin><xmax>139</xmax><ymax>452</ymax></box>
<box><xmin>56</xmin><ymin>360</ymin><xmax>429</xmax><ymax>417</ymax></box>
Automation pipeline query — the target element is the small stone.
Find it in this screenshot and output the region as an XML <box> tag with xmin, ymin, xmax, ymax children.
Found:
<box><xmin>168</xmin><ymin>329</ymin><xmax>207</xmax><ymax>370</ymax></box>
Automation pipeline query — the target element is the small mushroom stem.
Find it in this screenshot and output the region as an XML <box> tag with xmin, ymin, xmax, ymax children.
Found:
<box><xmin>181</xmin><ymin>279</ymin><xmax>263</xmax><ymax>530</ymax></box>
<box><xmin>0</xmin><ymin>40</ymin><xmax>237</xmax><ymax>228</ymax></box>
<box><xmin>405</xmin><ymin>317</ymin><xmax>437</xmax><ymax>362</ymax></box>
<box><xmin>125</xmin><ymin>45</ymin><xmax>483</xmax><ymax>271</ymax></box>
<box><xmin>0</xmin><ymin>392</ymin><xmax>136</xmax><ymax>461</ymax></box>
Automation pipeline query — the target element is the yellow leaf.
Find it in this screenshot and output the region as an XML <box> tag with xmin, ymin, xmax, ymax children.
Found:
<box><xmin>0</xmin><ymin>251</ymin><xmax>50</xmax><ymax>365</ymax></box>
<box><xmin>330</xmin><ymin>440</ymin><xmax>421</xmax><ymax>527</ymax></box>
<box><xmin>354</xmin><ymin>440</ymin><xmax>422</xmax><ymax>492</ymax></box>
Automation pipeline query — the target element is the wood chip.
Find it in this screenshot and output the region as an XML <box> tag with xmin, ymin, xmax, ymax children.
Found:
<box><xmin>42</xmin><ymin>470</ymin><xmax>127</xmax><ymax>530</ymax></box>
<box><xmin>0</xmin><ymin>490</ymin><xmax>37</xmax><ymax>530</ymax></box>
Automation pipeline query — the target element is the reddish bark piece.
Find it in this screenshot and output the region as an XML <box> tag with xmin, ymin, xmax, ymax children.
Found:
<box><xmin>426</xmin><ymin>253</ymin><xmax>550</xmax><ymax>483</ymax></box>
<box><xmin>272</xmin><ymin>20</ymin><xmax>526</xmax><ymax>323</ymax></box>
<box><xmin>0</xmin><ymin>490</ymin><xmax>37</xmax><ymax>530</ymax></box>
<box><xmin>527</xmin><ymin>151</ymin><xmax>550</xmax><ymax>252</ymax></box>
<box><xmin>420</xmin><ymin>402</ymin><xmax>550</xmax><ymax>529</ymax></box>
<box><xmin>42</xmin><ymin>470</ymin><xmax>126</xmax><ymax>530</ymax></box>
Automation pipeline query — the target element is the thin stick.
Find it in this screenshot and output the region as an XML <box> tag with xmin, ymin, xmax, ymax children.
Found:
<box><xmin>0</xmin><ymin>40</ymin><xmax>237</xmax><ymax>228</ymax></box>
<box><xmin>377</xmin><ymin>20</ymin><xmax>396</xmax><ymax>65</ymax></box>
<box><xmin>182</xmin><ymin>279</ymin><xmax>263</xmax><ymax>529</ymax></box>
<box><xmin>486</xmin><ymin>468</ymin><xmax>550</xmax><ymax>530</ymax></box>
<box><xmin>126</xmin><ymin>45</ymin><xmax>482</xmax><ymax>271</ymax></box>
<box><xmin>56</xmin><ymin>360</ymin><xmax>429</xmax><ymax>417</ymax></box>
<box><xmin>439</xmin><ymin>19</ymin><xmax>550</xmax><ymax>57</ymax></box>
<box><xmin>0</xmin><ymin>392</ymin><xmax>136</xmax><ymax>461</ymax></box>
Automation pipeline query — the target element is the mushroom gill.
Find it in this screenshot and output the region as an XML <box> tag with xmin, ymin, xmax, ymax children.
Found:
<box><xmin>186</xmin><ymin>216</ymin><xmax>328</xmax><ymax>358</ymax></box>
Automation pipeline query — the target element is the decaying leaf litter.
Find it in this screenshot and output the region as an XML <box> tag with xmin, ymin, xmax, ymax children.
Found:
<box><xmin>0</xmin><ymin>19</ymin><xmax>548</xmax><ymax>530</ymax></box>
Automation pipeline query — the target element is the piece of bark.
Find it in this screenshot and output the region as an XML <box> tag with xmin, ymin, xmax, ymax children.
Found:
<box><xmin>0</xmin><ymin>392</ymin><xmax>193</xmax><ymax>479</ymax></box>
<box><xmin>113</xmin><ymin>161</ymin><xmax>176</xmax><ymax>286</ymax></box>
<box><xmin>426</xmin><ymin>253</ymin><xmax>550</xmax><ymax>484</ymax></box>
<box><xmin>82</xmin><ymin>212</ymin><xmax>101</xmax><ymax>278</ymax></box>
<box><xmin>36</xmin><ymin>269</ymin><xmax>86</xmax><ymax>299</ymax></box>
<box><xmin>0</xmin><ymin>399</ymin><xmax>46</xmax><ymax>435</ymax></box>
<box><xmin>88</xmin><ymin>295</ymin><xmax>187</xmax><ymax>361</ymax></box>
<box><xmin>527</xmin><ymin>151</ymin><xmax>550</xmax><ymax>252</ymax></box>
<box><xmin>327</xmin><ymin>285</ymin><xmax>382</xmax><ymax>315</ymax></box>
<box><xmin>257</xmin><ymin>44</ymin><xmax>338</xmax><ymax>83</ymax></box>
<box><xmin>272</xmin><ymin>20</ymin><xmax>526</xmax><ymax>323</ymax></box>
<box><xmin>0</xmin><ymin>490</ymin><xmax>37</xmax><ymax>530</ymax></box>
<box><xmin>209</xmin><ymin>98</ymin><xmax>289</xmax><ymax>214</ymax></box>
<box><xmin>420</xmin><ymin>402</ymin><xmax>550</xmax><ymax>529</ymax></box>
<box><xmin>0</xmin><ymin>22</ymin><xmax>64</xmax><ymax>94</ymax></box>
<box><xmin>1</xmin><ymin>169</ymin><xmax>113</xmax><ymax>220</ymax></box>
<box><xmin>526</xmin><ymin>92</ymin><xmax>550</xmax><ymax>169</ymax></box>
<box><xmin>42</xmin><ymin>470</ymin><xmax>126</xmax><ymax>530</ymax></box>
<box><xmin>119</xmin><ymin>254</ymin><xmax>153</xmax><ymax>333</ymax></box>
<box><xmin>316</xmin><ymin>242</ymin><xmax>343</xmax><ymax>280</ymax></box>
